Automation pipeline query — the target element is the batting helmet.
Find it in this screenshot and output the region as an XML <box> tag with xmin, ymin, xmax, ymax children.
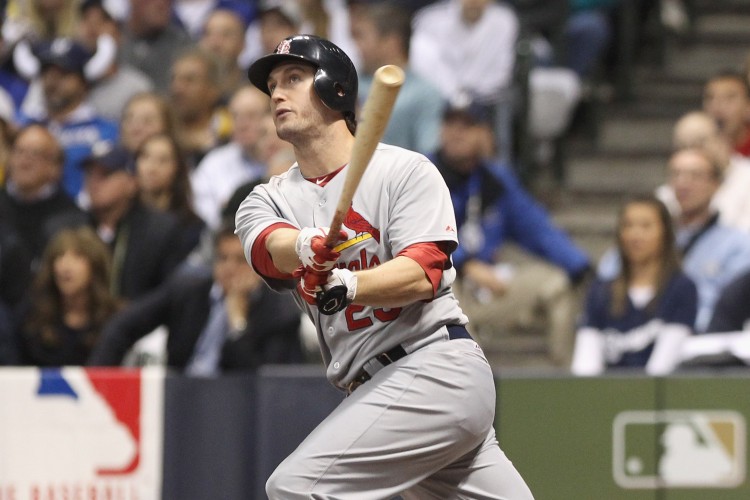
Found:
<box><xmin>247</xmin><ymin>35</ymin><xmax>358</xmax><ymax>118</ymax></box>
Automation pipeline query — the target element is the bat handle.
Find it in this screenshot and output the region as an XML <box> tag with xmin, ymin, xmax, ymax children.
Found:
<box><xmin>325</xmin><ymin>210</ymin><xmax>346</xmax><ymax>248</ymax></box>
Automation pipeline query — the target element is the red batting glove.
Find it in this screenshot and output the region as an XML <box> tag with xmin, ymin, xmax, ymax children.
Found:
<box><xmin>295</xmin><ymin>228</ymin><xmax>347</xmax><ymax>272</ymax></box>
<box><xmin>293</xmin><ymin>265</ymin><xmax>330</xmax><ymax>305</ymax></box>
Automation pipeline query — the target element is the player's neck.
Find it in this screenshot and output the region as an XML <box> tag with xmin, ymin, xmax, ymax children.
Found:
<box><xmin>295</xmin><ymin>124</ymin><xmax>355</xmax><ymax>177</ymax></box>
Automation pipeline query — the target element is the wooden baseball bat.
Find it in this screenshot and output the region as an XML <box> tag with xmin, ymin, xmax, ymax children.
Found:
<box><xmin>325</xmin><ymin>64</ymin><xmax>405</xmax><ymax>248</ymax></box>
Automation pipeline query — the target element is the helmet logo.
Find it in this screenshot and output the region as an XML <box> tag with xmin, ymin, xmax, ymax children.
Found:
<box><xmin>276</xmin><ymin>39</ymin><xmax>292</xmax><ymax>55</ymax></box>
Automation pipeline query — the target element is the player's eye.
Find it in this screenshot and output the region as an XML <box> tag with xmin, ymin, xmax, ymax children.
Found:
<box><xmin>268</xmin><ymin>82</ymin><xmax>276</xmax><ymax>93</ymax></box>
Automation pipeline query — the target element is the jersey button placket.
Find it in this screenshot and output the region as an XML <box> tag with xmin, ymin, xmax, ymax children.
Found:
<box><xmin>313</xmin><ymin>194</ymin><xmax>327</xmax><ymax>225</ymax></box>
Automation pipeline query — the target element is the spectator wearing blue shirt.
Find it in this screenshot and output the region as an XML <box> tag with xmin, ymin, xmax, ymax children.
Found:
<box><xmin>430</xmin><ymin>102</ymin><xmax>590</xmax><ymax>366</ymax></box>
<box><xmin>15</xmin><ymin>37</ymin><xmax>119</xmax><ymax>201</ymax></box>
<box><xmin>573</xmin><ymin>196</ymin><xmax>697</xmax><ymax>375</ymax></box>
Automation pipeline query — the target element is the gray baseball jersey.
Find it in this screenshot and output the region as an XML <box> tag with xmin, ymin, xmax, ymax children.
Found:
<box><xmin>236</xmin><ymin>142</ymin><xmax>534</xmax><ymax>499</ymax></box>
<box><xmin>235</xmin><ymin>143</ymin><xmax>469</xmax><ymax>389</ymax></box>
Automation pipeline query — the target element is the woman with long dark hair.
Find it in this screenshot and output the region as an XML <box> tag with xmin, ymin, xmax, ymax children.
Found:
<box><xmin>19</xmin><ymin>226</ymin><xmax>120</xmax><ymax>366</ymax></box>
<box><xmin>134</xmin><ymin>132</ymin><xmax>206</xmax><ymax>257</ymax></box>
<box><xmin>571</xmin><ymin>195</ymin><xmax>698</xmax><ymax>375</ymax></box>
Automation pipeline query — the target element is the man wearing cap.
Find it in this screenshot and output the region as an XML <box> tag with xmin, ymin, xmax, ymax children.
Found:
<box><xmin>17</xmin><ymin>37</ymin><xmax>119</xmax><ymax>201</ymax></box>
<box><xmin>430</xmin><ymin>102</ymin><xmax>591</xmax><ymax>367</ymax></box>
<box><xmin>82</xmin><ymin>142</ymin><xmax>193</xmax><ymax>300</ymax></box>
<box><xmin>0</xmin><ymin>124</ymin><xmax>88</xmax><ymax>271</ymax></box>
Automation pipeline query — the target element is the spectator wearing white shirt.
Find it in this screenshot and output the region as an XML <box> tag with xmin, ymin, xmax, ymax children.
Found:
<box><xmin>190</xmin><ymin>85</ymin><xmax>269</xmax><ymax>230</ymax></box>
<box><xmin>410</xmin><ymin>0</ymin><xmax>518</xmax><ymax>105</ymax></box>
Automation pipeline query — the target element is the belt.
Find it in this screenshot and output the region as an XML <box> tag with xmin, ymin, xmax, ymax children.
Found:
<box><xmin>346</xmin><ymin>324</ymin><xmax>473</xmax><ymax>394</ymax></box>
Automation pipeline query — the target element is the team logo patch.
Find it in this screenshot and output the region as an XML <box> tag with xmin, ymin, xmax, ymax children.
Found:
<box><xmin>276</xmin><ymin>39</ymin><xmax>291</xmax><ymax>55</ymax></box>
<box><xmin>612</xmin><ymin>410</ymin><xmax>746</xmax><ymax>489</ymax></box>
<box><xmin>334</xmin><ymin>206</ymin><xmax>381</xmax><ymax>252</ymax></box>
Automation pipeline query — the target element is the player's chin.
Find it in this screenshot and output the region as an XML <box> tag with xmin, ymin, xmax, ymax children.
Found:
<box><xmin>276</xmin><ymin>125</ymin><xmax>301</xmax><ymax>144</ymax></box>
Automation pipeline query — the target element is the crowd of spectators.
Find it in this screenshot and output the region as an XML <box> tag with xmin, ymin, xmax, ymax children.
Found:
<box><xmin>0</xmin><ymin>0</ymin><xmax>747</xmax><ymax>376</ymax></box>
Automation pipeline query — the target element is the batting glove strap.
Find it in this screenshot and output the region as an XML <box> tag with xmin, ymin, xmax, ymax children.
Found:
<box><xmin>295</xmin><ymin>227</ymin><xmax>345</xmax><ymax>272</ymax></box>
<box><xmin>316</xmin><ymin>268</ymin><xmax>357</xmax><ymax>315</ymax></box>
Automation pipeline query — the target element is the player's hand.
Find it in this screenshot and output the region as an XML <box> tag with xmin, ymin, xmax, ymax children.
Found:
<box><xmin>293</xmin><ymin>265</ymin><xmax>330</xmax><ymax>305</ymax></box>
<box><xmin>316</xmin><ymin>268</ymin><xmax>357</xmax><ymax>315</ymax></box>
<box><xmin>295</xmin><ymin>227</ymin><xmax>347</xmax><ymax>272</ymax></box>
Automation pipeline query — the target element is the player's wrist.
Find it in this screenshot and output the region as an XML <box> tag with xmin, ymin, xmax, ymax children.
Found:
<box><xmin>316</xmin><ymin>268</ymin><xmax>357</xmax><ymax>315</ymax></box>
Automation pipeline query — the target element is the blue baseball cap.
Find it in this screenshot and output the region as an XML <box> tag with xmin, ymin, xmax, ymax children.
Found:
<box><xmin>81</xmin><ymin>142</ymin><xmax>134</xmax><ymax>174</ymax></box>
<box><xmin>443</xmin><ymin>101</ymin><xmax>493</xmax><ymax>126</ymax></box>
<box><xmin>34</xmin><ymin>38</ymin><xmax>93</xmax><ymax>75</ymax></box>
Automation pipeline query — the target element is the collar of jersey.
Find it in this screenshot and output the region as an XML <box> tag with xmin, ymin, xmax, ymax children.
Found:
<box><xmin>304</xmin><ymin>164</ymin><xmax>346</xmax><ymax>188</ymax></box>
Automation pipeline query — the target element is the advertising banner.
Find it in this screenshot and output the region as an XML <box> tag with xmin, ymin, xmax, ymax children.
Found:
<box><xmin>0</xmin><ymin>367</ymin><xmax>164</xmax><ymax>500</ymax></box>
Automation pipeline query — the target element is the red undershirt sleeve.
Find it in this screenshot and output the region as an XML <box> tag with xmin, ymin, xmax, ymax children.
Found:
<box><xmin>397</xmin><ymin>242</ymin><xmax>452</xmax><ymax>297</ymax></box>
<box><xmin>250</xmin><ymin>222</ymin><xmax>298</xmax><ymax>279</ymax></box>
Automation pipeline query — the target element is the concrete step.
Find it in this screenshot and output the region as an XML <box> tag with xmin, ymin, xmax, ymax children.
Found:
<box><xmin>662</xmin><ymin>42</ymin><xmax>749</xmax><ymax>82</ymax></box>
<box><xmin>694</xmin><ymin>0</ymin><xmax>750</xmax><ymax>16</ymax></box>
<box><xmin>694</xmin><ymin>13</ymin><xmax>750</xmax><ymax>43</ymax></box>
<box><xmin>594</xmin><ymin>119</ymin><xmax>674</xmax><ymax>161</ymax></box>
<box><xmin>550</xmin><ymin>194</ymin><xmax>620</xmax><ymax>259</ymax></box>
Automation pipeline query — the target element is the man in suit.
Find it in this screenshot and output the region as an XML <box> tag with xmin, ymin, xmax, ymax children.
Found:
<box><xmin>82</xmin><ymin>142</ymin><xmax>193</xmax><ymax>300</ymax></box>
<box><xmin>87</xmin><ymin>223</ymin><xmax>304</xmax><ymax>373</ymax></box>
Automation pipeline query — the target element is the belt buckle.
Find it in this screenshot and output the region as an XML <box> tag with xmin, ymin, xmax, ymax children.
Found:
<box><xmin>346</xmin><ymin>379</ymin><xmax>362</xmax><ymax>394</ymax></box>
<box><xmin>346</xmin><ymin>370</ymin><xmax>370</xmax><ymax>394</ymax></box>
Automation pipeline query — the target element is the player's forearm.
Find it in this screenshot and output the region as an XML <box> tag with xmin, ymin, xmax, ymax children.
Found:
<box><xmin>265</xmin><ymin>227</ymin><xmax>301</xmax><ymax>274</ymax></box>
<box><xmin>352</xmin><ymin>256</ymin><xmax>434</xmax><ymax>308</ymax></box>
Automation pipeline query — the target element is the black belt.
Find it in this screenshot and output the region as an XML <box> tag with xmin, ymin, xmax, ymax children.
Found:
<box><xmin>346</xmin><ymin>324</ymin><xmax>473</xmax><ymax>394</ymax></box>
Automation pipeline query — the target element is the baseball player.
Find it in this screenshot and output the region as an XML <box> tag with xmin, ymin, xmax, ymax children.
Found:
<box><xmin>235</xmin><ymin>35</ymin><xmax>534</xmax><ymax>499</ymax></box>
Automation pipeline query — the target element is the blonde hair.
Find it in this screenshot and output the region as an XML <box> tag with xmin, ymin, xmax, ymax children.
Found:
<box><xmin>15</xmin><ymin>0</ymin><xmax>80</xmax><ymax>40</ymax></box>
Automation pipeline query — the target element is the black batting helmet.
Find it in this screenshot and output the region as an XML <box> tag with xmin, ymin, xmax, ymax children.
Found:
<box><xmin>247</xmin><ymin>35</ymin><xmax>358</xmax><ymax>119</ymax></box>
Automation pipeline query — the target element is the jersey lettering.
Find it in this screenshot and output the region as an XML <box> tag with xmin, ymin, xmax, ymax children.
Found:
<box><xmin>374</xmin><ymin>307</ymin><xmax>402</xmax><ymax>322</ymax></box>
<box><xmin>346</xmin><ymin>304</ymin><xmax>373</xmax><ymax>330</ymax></box>
<box><xmin>342</xmin><ymin>249</ymin><xmax>380</xmax><ymax>272</ymax></box>
<box><xmin>345</xmin><ymin>305</ymin><xmax>402</xmax><ymax>331</ymax></box>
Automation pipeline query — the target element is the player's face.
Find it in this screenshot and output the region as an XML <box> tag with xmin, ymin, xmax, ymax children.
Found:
<box><xmin>53</xmin><ymin>250</ymin><xmax>93</xmax><ymax>298</ymax></box>
<box><xmin>136</xmin><ymin>136</ymin><xmax>178</xmax><ymax>195</ymax></box>
<box><xmin>267</xmin><ymin>62</ymin><xmax>331</xmax><ymax>143</ymax></box>
<box><xmin>668</xmin><ymin>149</ymin><xmax>720</xmax><ymax>219</ymax></box>
<box><xmin>702</xmin><ymin>78</ymin><xmax>750</xmax><ymax>140</ymax></box>
<box><xmin>618</xmin><ymin>202</ymin><xmax>664</xmax><ymax>267</ymax></box>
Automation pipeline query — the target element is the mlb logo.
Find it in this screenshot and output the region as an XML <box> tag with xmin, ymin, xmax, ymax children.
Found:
<box><xmin>613</xmin><ymin>410</ymin><xmax>746</xmax><ymax>489</ymax></box>
<box><xmin>0</xmin><ymin>367</ymin><xmax>164</xmax><ymax>500</ymax></box>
